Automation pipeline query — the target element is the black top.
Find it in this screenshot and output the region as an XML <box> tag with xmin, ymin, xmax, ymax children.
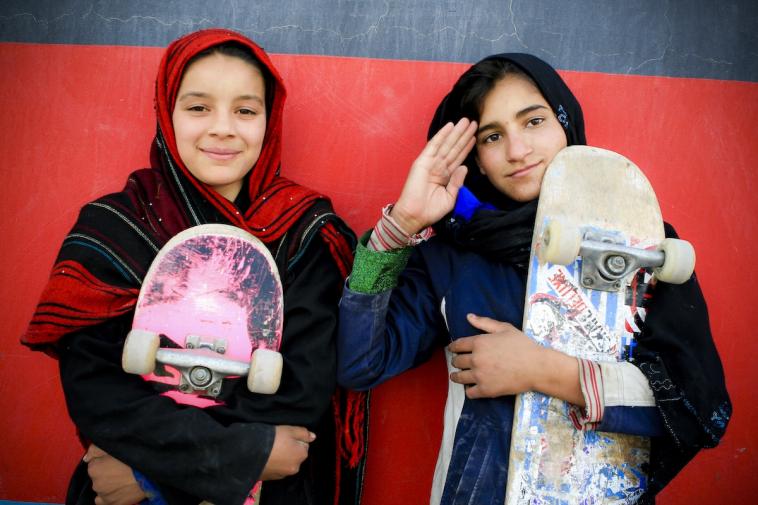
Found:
<box><xmin>59</xmin><ymin>228</ymin><xmax>345</xmax><ymax>505</ymax></box>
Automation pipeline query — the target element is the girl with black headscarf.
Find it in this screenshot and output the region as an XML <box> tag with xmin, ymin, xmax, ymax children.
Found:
<box><xmin>337</xmin><ymin>54</ymin><xmax>730</xmax><ymax>504</ymax></box>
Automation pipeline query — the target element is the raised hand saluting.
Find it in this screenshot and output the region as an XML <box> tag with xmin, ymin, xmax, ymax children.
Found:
<box><xmin>389</xmin><ymin>118</ymin><xmax>477</xmax><ymax>235</ymax></box>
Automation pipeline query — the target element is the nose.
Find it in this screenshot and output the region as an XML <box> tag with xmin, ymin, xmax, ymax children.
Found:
<box><xmin>505</xmin><ymin>132</ymin><xmax>532</xmax><ymax>162</ymax></box>
<box><xmin>208</xmin><ymin>111</ymin><xmax>235</xmax><ymax>138</ymax></box>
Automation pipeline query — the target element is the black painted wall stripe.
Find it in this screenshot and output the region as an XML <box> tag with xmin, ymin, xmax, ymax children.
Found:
<box><xmin>1</xmin><ymin>0</ymin><xmax>756</xmax><ymax>83</ymax></box>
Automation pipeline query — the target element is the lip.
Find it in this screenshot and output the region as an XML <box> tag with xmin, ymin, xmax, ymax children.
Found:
<box><xmin>200</xmin><ymin>147</ymin><xmax>241</xmax><ymax>161</ymax></box>
<box><xmin>508</xmin><ymin>162</ymin><xmax>540</xmax><ymax>178</ymax></box>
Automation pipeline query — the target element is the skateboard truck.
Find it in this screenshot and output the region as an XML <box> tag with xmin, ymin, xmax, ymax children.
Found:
<box><xmin>540</xmin><ymin>221</ymin><xmax>696</xmax><ymax>292</ymax></box>
<box><xmin>145</xmin><ymin>335</ymin><xmax>248</xmax><ymax>397</ymax></box>
<box><xmin>173</xmin><ymin>335</ymin><xmax>235</xmax><ymax>396</ymax></box>
<box><xmin>578</xmin><ymin>231</ymin><xmax>665</xmax><ymax>292</ymax></box>
<box><xmin>122</xmin><ymin>330</ymin><xmax>283</xmax><ymax>396</ymax></box>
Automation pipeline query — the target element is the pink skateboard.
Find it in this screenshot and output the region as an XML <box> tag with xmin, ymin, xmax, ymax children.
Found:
<box><xmin>122</xmin><ymin>223</ymin><xmax>284</xmax><ymax>503</ymax></box>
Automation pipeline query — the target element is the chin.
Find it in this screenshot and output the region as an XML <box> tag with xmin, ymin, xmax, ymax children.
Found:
<box><xmin>507</xmin><ymin>184</ymin><xmax>540</xmax><ymax>203</ymax></box>
<box><xmin>503</xmin><ymin>190</ymin><xmax>534</xmax><ymax>203</ymax></box>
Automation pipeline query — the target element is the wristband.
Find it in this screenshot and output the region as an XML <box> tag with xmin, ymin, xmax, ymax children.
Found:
<box><xmin>367</xmin><ymin>204</ymin><xmax>434</xmax><ymax>251</ymax></box>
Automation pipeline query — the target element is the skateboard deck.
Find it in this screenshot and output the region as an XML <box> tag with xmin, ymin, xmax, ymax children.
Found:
<box><xmin>122</xmin><ymin>223</ymin><xmax>284</xmax><ymax>504</ymax></box>
<box><xmin>504</xmin><ymin>146</ymin><xmax>694</xmax><ymax>504</ymax></box>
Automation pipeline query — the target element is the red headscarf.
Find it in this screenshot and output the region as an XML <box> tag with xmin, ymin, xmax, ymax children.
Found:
<box><xmin>23</xmin><ymin>29</ymin><xmax>353</xmax><ymax>347</ymax></box>
<box><xmin>154</xmin><ymin>28</ymin><xmax>327</xmax><ymax>241</ymax></box>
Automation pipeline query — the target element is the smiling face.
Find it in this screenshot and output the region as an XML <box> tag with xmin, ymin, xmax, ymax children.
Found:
<box><xmin>172</xmin><ymin>52</ymin><xmax>267</xmax><ymax>201</ymax></box>
<box><xmin>474</xmin><ymin>74</ymin><xmax>568</xmax><ymax>202</ymax></box>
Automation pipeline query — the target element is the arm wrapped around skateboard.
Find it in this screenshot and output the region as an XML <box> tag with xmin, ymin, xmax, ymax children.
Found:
<box><xmin>59</xmin><ymin>314</ymin><xmax>273</xmax><ymax>505</ymax></box>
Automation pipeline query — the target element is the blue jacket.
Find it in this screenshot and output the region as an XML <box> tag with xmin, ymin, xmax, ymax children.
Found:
<box><xmin>338</xmin><ymin>237</ymin><xmax>662</xmax><ymax>505</ymax></box>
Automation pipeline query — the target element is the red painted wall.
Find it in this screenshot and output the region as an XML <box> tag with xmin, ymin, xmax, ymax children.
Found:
<box><xmin>1</xmin><ymin>43</ymin><xmax>755</xmax><ymax>502</ymax></box>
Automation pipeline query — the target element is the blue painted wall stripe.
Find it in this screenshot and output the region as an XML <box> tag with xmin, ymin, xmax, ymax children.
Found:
<box><xmin>1</xmin><ymin>0</ymin><xmax>756</xmax><ymax>82</ymax></box>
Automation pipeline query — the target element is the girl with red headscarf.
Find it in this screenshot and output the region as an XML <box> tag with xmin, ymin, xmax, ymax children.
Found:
<box><xmin>23</xmin><ymin>29</ymin><xmax>361</xmax><ymax>504</ymax></box>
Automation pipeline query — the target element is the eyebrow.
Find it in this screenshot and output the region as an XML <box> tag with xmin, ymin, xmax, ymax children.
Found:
<box><xmin>237</xmin><ymin>94</ymin><xmax>265</xmax><ymax>104</ymax></box>
<box><xmin>476</xmin><ymin>104</ymin><xmax>550</xmax><ymax>135</ymax></box>
<box><xmin>176</xmin><ymin>91</ymin><xmax>265</xmax><ymax>104</ymax></box>
<box><xmin>176</xmin><ymin>91</ymin><xmax>209</xmax><ymax>101</ymax></box>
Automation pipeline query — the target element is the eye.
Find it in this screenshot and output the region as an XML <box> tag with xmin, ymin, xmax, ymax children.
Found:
<box><xmin>483</xmin><ymin>132</ymin><xmax>501</xmax><ymax>144</ymax></box>
<box><xmin>237</xmin><ymin>108</ymin><xmax>259</xmax><ymax>116</ymax></box>
<box><xmin>526</xmin><ymin>117</ymin><xmax>545</xmax><ymax>128</ymax></box>
<box><xmin>187</xmin><ymin>105</ymin><xmax>208</xmax><ymax>113</ymax></box>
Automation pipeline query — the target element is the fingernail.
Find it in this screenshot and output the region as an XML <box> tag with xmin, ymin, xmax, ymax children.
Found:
<box><xmin>467</xmin><ymin>313</ymin><xmax>476</xmax><ymax>320</ymax></box>
<box><xmin>309</xmin><ymin>431</ymin><xmax>316</xmax><ymax>441</ymax></box>
<box><xmin>82</xmin><ymin>453</ymin><xmax>90</xmax><ymax>463</ymax></box>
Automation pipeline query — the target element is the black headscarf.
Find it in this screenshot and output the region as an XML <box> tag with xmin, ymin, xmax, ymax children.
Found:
<box><xmin>429</xmin><ymin>53</ymin><xmax>585</xmax><ymax>269</ymax></box>
<box><xmin>427</xmin><ymin>53</ymin><xmax>730</xmax><ymax>501</ymax></box>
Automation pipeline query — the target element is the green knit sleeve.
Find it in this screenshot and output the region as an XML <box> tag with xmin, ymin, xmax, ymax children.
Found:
<box><xmin>348</xmin><ymin>231</ymin><xmax>413</xmax><ymax>294</ymax></box>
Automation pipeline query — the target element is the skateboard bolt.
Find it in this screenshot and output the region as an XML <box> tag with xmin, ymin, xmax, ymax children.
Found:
<box><xmin>606</xmin><ymin>255</ymin><xmax>627</xmax><ymax>275</ymax></box>
<box><xmin>583</xmin><ymin>277</ymin><xmax>594</xmax><ymax>287</ymax></box>
<box><xmin>190</xmin><ymin>367</ymin><xmax>212</xmax><ymax>387</ymax></box>
<box><xmin>215</xmin><ymin>340</ymin><xmax>227</xmax><ymax>354</ymax></box>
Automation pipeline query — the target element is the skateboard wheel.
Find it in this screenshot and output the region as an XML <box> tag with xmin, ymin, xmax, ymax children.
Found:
<box><xmin>540</xmin><ymin>220</ymin><xmax>581</xmax><ymax>265</ymax></box>
<box><xmin>655</xmin><ymin>238</ymin><xmax>696</xmax><ymax>284</ymax></box>
<box><xmin>122</xmin><ymin>329</ymin><xmax>160</xmax><ymax>375</ymax></box>
<box><xmin>247</xmin><ymin>348</ymin><xmax>283</xmax><ymax>394</ymax></box>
